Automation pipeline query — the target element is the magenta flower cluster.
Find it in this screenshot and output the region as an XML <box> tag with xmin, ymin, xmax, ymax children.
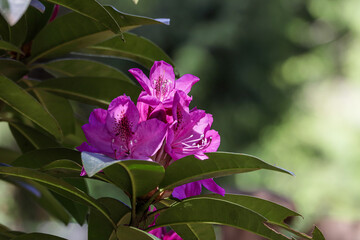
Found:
<box><xmin>77</xmin><ymin>61</ymin><xmax>224</xmax><ymax>200</ymax></box>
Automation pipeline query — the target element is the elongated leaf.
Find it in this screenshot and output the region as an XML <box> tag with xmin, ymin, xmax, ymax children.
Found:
<box><xmin>312</xmin><ymin>226</ymin><xmax>325</xmax><ymax>240</ymax></box>
<box><xmin>195</xmin><ymin>194</ymin><xmax>300</xmax><ymax>226</ymax></box>
<box><xmin>7</xmin><ymin>178</ymin><xmax>71</xmax><ymax>224</ymax></box>
<box><xmin>46</xmin><ymin>0</ymin><xmax>121</xmax><ymax>34</ymax></box>
<box><xmin>0</xmin><ymin>0</ymin><xmax>31</xmax><ymax>26</ymax></box>
<box><xmin>77</xmin><ymin>33</ymin><xmax>173</xmax><ymax>69</ymax></box>
<box><xmin>89</xmin><ymin>197</ymin><xmax>130</xmax><ymax>240</ymax></box>
<box><xmin>40</xmin><ymin>59</ymin><xmax>131</xmax><ymax>82</ymax></box>
<box><xmin>117</xmin><ymin>226</ymin><xmax>160</xmax><ymax>240</ymax></box>
<box><xmin>9</xmin><ymin>123</ymin><xmax>59</xmax><ymax>151</ymax></box>
<box><xmin>0</xmin><ymin>15</ymin><xmax>9</xmax><ymax>41</ymax></box>
<box><xmin>11</xmin><ymin>233</ymin><xmax>66</xmax><ymax>240</ymax></box>
<box><xmin>24</xmin><ymin>1</ymin><xmax>55</xmax><ymax>44</ymax></box>
<box><xmin>8</xmin><ymin>14</ymin><xmax>27</xmax><ymax>47</ymax></box>
<box><xmin>32</xmin><ymin>89</ymin><xmax>75</xmax><ymax>136</ymax></box>
<box><xmin>35</xmin><ymin>77</ymin><xmax>140</xmax><ymax>108</ymax></box>
<box><xmin>0</xmin><ymin>76</ymin><xmax>62</xmax><ymax>139</ymax></box>
<box><xmin>12</xmin><ymin>148</ymin><xmax>81</xmax><ymax>168</ymax></box>
<box><xmin>153</xmin><ymin>198</ymin><xmax>290</xmax><ymax>240</ymax></box>
<box><xmin>103</xmin><ymin>6</ymin><xmax>169</xmax><ymax>32</ymax></box>
<box><xmin>86</xmin><ymin>179</ymin><xmax>131</xmax><ymax>207</ymax></box>
<box><xmin>9</xmin><ymin>124</ymin><xmax>37</xmax><ymax>153</ymax></box>
<box><xmin>0</xmin><ymin>40</ymin><xmax>23</xmax><ymax>54</ymax></box>
<box><xmin>0</xmin><ymin>166</ymin><xmax>115</xmax><ymax>227</ymax></box>
<box><xmin>0</xmin><ymin>59</ymin><xmax>28</xmax><ymax>80</ymax></box>
<box><xmin>52</xmin><ymin>177</ymin><xmax>89</xmax><ymax>225</ymax></box>
<box><xmin>28</xmin><ymin>8</ymin><xmax>169</xmax><ymax>63</ymax></box>
<box><xmin>0</xmin><ymin>148</ymin><xmax>20</xmax><ymax>164</ymax></box>
<box><xmin>82</xmin><ymin>152</ymin><xmax>165</xmax><ymax>197</ymax></box>
<box><xmin>171</xmin><ymin>224</ymin><xmax>216</xmax><ymax>240</ymax></box>
<box><xmin>41</xmin><ymin>159</ymin><xmax>82</xmax><ymax>176</ymax></box>
<box><xmin>160</xmin><ymin>152</ymin><xmax>293</xmax><ymax>190</ymax></box>
<box><xmin>28</xmin><ymin>12</ymin><xmax>115</xmax><ymax>64</ymax></box>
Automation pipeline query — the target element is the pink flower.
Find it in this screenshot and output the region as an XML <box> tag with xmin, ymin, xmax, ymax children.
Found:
<box><xmin>129</xmin><ymin>61</ymin><xmax>199</xmax><ymax>108</ymax></box>
<box><xmin>77</xmin><ymin>95</ymin><xmax>167</xmax><ymax>162</ymax></box>
<box><xmin>165</xmin><ymin>92</ymin><xmax>220</xmax><ymax>161</ymax></box>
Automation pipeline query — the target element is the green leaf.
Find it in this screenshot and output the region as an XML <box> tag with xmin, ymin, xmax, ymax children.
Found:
<box><xmin>12</xmin><ymin>148</ymin><xmax>82</xmax><ymax>168</ymax></box>
<box><xmin>117</xmin><ymin>226</ymin><xmax>160</xmax><ymax>240</ymax></box>
<box><xmin>103</xmin><ymin>6</ymin><xmax>169</xmax><ymax>32</ymax></box>
<box><xmin>9</xmin><ymin>123</ymin><xmax>60</xmax><ymax>152</ymax></box>
<box><xmin>311</xmin><ymin>226</ymin><xmax>325</xmax><ymax>240</ymax></box>
<box><xmin>6</xmin><ymin>178</ymin><xmax>71</xmax><ymax>225</ymax></box>
<box><xmin>88</xmin><ymin>197</ymin><xmax>130</xmax><ymax>240</ymax></box>
<box><xmin>82</xmin><ymin>152</ymin><xmax>165</xmax><ymax>197</ymax></box>
<box><xmin>0</xmin><ymin>148</ymin><xmax>20</xmax><ymax>164</ymax></box>
<box><xmin>195</xmin><ymin>194</ymin><xmax>300</xmax><ymax>226</ymax></box>
<box><xmin>77</xmin><ymin>33</ymin><xmax>173</xmax><ymax>69</ymax></box>
<box><xmin>8</xmin><ymin>14</ymin><xmax>27</xmax><ymax>47</ymax></box>
<box><xmin>9</xmin><ymin>124</ymin><xmax>37</xmax><ymax>153</ymax></box>
<box><xmin>28</xmin><ymin>12</ymin><xmax>116</xmax><ymax>64</ymax></box>
<box><xmin>46</xmin><ymin>0</ymin><xmax>121</xmax><ymax>34</ymax></box>
<box><xmin>0</xmin><ymin>76</ymin><xmax>62</xmax><ymax>139</ymax></box>
<box><xmin>41</xmin><ymin>159</ymin><xmax>82</xmax><ymax>177</ymax></box>
<box><xmin>27</xmin><ymin>8</ymin><xmax>169</xmax><ymax>63</ymax></box>
<box><xmin>153</xmin><ymin>198</ymin><xmax>290</xmax><ymax>240</ymax></box>
<box><xmin>24</xmin><ymin>1</ymin><xmax>55</xmax><ymax>44</ymax></box>
<box><xmin>32</xmin><ymin>89</ymin><xmax>75</xmax><ymax>136</ymax></box>
<box><xmin>0</xmin><ymin>166</ymin><xmax>115</xmax><ymax>227</ymax></box>
<box><xmin>0</xmin><ymin>15</ymin><xmax>9</xmax><ymax>41</ymax></box>
<box><xmin>35</xmin><ymin>77</ymin><xmax>140</xmax><ymax>108</ymax></box>
<box><xmin>39</xmin><ymin>59</ymin><xmax>132</xmax><ymax>82</ymax></box>
<box><xmin>0</xmin><ymin>40</ymin><xmax>23</xmax><ymax>54</ymax></box>
<box><xmin>0</xmin><ymin>59</ymin><xmax>28</xmax><ymax>80</ymax></box>
<box><xmin>11</xmin><ymin>233</ymin><xmax>67</xmax><ymax>240</ymax></box>
<box><xmin>160</xmin><ymin>152</ymin><xmax>293</xmax><ymax>190</ymax></box>
<box><xmin>0</xmin><ymin>0</ymin><xmax>31</xmax><ymax>26</ymax></box>
<box><xmin>171</xmin><ymin>224</ymin><xmax>216</xmax><ymax>240</ymax></box>
<box><xmin>86</xmin><ymin>178</ymin><xmax>131</xmax><ymax>207</ymax></box>
<box><xmin>52</xmin><ymin>177</ymin><xmax>89</xmax><ymax>225</ymax></box>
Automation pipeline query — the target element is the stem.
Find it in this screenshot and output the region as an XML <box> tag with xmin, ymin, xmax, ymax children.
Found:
<box><xmin>138</xmin><ymin>190</ymin><xmax>161</xmax><ymax>215</ymax></box>
<box><xmin>130</xmin><ymin>195</ymin><xmax>137</xmax><ymax>226</ymax></box>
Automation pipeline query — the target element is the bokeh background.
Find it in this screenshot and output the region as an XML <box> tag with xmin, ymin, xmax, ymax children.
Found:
<box><xmin>1</xmin><ymin>0</ymin><xmax>360</xmax><ymax>239</ymax></box>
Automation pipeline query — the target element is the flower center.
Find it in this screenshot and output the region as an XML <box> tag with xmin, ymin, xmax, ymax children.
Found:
<box><xmin>112</xmin><ymin>116</ymin><xmax>134</xmax><ymax>157</ymax></box>
<box><xmin>153</xmin><ymin>75</ymin><xmax>172</xmax><ymax>101</ymax></box>
<box><xmin>174</xmin><ymin>134</ymin><xmax>212</xmax><ymax>153</ymax></box>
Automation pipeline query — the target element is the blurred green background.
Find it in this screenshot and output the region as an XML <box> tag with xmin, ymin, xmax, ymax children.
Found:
<box><xmin>1</xmin><ymin>0</ymin><xmax>360</xmax><ymax>238</ymax></box>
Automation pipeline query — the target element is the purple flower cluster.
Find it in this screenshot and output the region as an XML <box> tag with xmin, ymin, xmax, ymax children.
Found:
<box><xmin>77</xmin><ymin>60</ymin><xmax>224</xmax><ymax>199</ymax></box>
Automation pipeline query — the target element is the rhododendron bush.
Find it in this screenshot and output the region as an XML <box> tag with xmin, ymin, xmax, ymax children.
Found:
<box><xmin>0</xmin><ymin>1</ymin><xmax>324</xmax><ymax>240</ymax></box>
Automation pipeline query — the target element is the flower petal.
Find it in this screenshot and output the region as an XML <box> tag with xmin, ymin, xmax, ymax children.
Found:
<box><xmin>203</xmin><ymin>129</ymin><xmax>220</xmax><ymax>153</ymax></box>
<box><xmin>200</xmin><ymin>179</ymin><xmax>225</xmax><ymax>196</ymax></box>
<box><xmin>76</xmin><ymin>142</ymin><xmax>99</xmax><ymax>153</ymax></box>
<box><xmin>82</xmin><ymin>109</ymin><xmax>114</xmax><ymax>156</ymax></box>
<box><xmin>128</xmin><ymin>68</ymin><xmax>151</xmax><ymax>93</ymax></box>
<box><xmin>131</xmin><ymin>119</ymin><xmax>167</xmax><ymax>159</ymax></box>
<box><xmin>149</xmin><ymin>61</ymin><xmax>175</xmax><ymax>101</ymax></box>
<box><xmin>137</xmin><ymin>91</ymin><xmax>161</xmax><ymax>106</ymax></box>
<box><xmin>106</xmin><ymin>95</ymin><xmax>139</xmax><ymax>135</ymax></box>
<box><xmin>164</xmin><ymin>231</ymin><xmax>182</xmax><ymax>240</ymax></box>
<box><xmin>150</xmin><ymin>61</ymin><xmax>175</xmax><ymax>87</ymax></box>
<box><xmin>172</xmin><ymin>181</ymin><xmax>202</xmax><ymax>200</ymax></box>
<box><xmin>176</xmin><ymin>74</ymin><xmax>199</xmax><ymax>94</ymax></box>
<box><xmin>149</xmin><ymin>228</ymin><xmax>164</xmax><ymax>238</ymax></box>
